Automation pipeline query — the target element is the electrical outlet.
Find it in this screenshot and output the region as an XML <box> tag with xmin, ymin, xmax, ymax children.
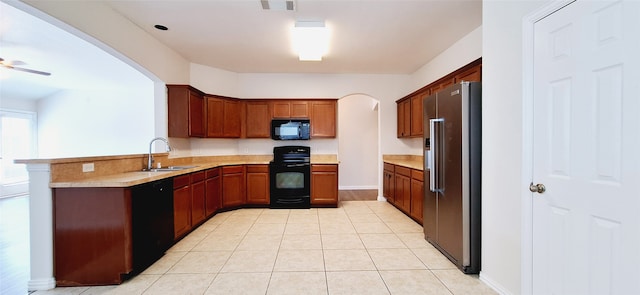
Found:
<box><xmin>82</xmin><ymin>163</ymin><xmax>95</xmax><ymax>172</ymax></box>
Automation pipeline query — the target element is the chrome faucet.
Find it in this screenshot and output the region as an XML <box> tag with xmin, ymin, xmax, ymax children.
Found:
<box><xmin>147</xmin><ymin>137</ymin><xmax>172</xmax><ymax>171</ymax></box>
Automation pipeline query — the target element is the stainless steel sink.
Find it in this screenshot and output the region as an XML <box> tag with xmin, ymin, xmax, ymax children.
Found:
<box><xmin>144</xmin><ymin>165</ymin><xmax>198</xmax><ymax>172</ymax></box>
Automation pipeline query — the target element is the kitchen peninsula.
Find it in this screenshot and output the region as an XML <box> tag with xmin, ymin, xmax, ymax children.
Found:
<box><xmin>17</xmin><ymin>153</ymin><xmax>338</xmax><ymax>287</ymax></box>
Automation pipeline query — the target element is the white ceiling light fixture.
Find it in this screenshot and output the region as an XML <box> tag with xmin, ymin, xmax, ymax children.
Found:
<box><xmin>261</xmin><ymin>0</ymin><xmax>295</xmax><ymax>11</ymax></box>
<box><xmin>292</xmin><ymin>20</ymin><xmax>329</xmax><ymax>61</ymax></box>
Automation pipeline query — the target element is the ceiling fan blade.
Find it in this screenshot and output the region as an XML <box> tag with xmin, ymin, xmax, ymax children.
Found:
<box><xmin>10</xmin><ymin>66</ymin><xmax>51</xmax><ymax>76</ymax></box>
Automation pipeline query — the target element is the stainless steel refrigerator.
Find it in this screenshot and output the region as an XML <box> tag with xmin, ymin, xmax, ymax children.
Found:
<box><xmin>423</xmin><ymin>81</ymin><xmax>481</xmax><ymax>274</ymax></box>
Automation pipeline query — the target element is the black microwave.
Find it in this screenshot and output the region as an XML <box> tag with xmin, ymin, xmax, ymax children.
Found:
<box><xmin>271</xmin><ymin>119</ymin><xmax>310</xmax><ymax>140</ymax></box>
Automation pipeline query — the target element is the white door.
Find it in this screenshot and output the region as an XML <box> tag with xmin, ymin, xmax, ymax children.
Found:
<box><xmin>532</xmin><ymin>1</ymin><xmax>640</xmax><ymax>294</ymax></box>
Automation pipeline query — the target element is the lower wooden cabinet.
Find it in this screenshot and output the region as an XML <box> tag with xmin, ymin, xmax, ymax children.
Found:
<box><xmin>222</xmin><ymin>165</ymin><xmax>246</xmax><ymax>207</ymax></box>
<box><xmin>246</xmin><ymin>165</ymin><xmax>270</xmax><ymax>205</ymax></box>
<box><xmin>173</xmin><ymin>174</ymin><xmax>191</xmax><ymax>239</ymax></box>
<box><xmin>311</xmin><ymin>164</ymin><xmax>338</xmax><ymax>207</ymax></box>
<box><xmin>205</xmin><ymin>168</ymin><xmax>221</xmax><ymax>217</ymax></box>
<box><xmin>384</xmin><ymin>162</ymin><xmax>425</xmax><ymax>225</ymax></box>
<box><xmin>190</xmin><ymin>171</ymin><xmax>206</xmax><ymax>226</ymax></box>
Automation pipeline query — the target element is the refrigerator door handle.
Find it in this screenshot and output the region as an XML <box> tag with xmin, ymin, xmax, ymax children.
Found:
<box><xmin>429</xmin><ymin>118</ymin><xmax>444</xmax><ymax>193</ymax></box>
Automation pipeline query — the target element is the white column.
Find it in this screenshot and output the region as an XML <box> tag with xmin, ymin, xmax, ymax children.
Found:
<box><xmin>26</xmin><ymin>163</ymin><xmax>56</xmax><ymax>291</ymax></box>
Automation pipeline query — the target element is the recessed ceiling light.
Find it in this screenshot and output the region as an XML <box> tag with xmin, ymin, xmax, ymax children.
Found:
<box><xmin>154</xmin><ymin>24</ymin><xmax>168</xmax><ymax>31</ymax></box>
<box><xmin>292</xmin><ymin>21</ymin><xmax>329</xmax><ymax>61</ymax></box>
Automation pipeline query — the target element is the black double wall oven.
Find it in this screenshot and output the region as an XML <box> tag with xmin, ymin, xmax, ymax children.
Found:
<box><xmin>270</xmin><ymin>146</ymin><xmax>311</xmax><ymax>209</ymax></box>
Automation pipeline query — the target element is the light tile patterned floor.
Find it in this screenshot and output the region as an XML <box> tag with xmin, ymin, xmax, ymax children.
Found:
<box><xmin>32</xmin><ymin>201</ymin><xmax>497</xmax><ymax>295</ymax></box>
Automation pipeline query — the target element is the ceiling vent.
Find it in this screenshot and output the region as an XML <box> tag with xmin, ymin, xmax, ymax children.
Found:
<box><xmin>261</xmin><ymin>0</ymin><xmax>295</xmax><ymax>11</ymax></box>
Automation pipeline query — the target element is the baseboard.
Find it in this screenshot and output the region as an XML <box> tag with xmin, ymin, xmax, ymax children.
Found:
<box><xmin>28</xmin><ymin>277</ymin><xmax>56</xmax><ymax>291</ymax></box>
<box><xmin>338</xmin><ymin>185</ymin><xmax>378</xmax><ymax>190</ymax></box>
<box><xmin>479</xmin><ymin>272</ymin><xmax>511</xmax><ymax>295</ymax></box>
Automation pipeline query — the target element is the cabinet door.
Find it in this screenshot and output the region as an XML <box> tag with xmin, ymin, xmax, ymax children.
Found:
<box><xmin>423</xmin><ymin>170</ymin><xmax>437</xmax><ymax>240</ymax></box>
<box><xmin>223</xmin><ymin>99</ymin><xmax>242</xmax><ymax>137</ymax></box>
<box><xmin>310</xmin><ymin>100</ymin><xmax>336</xmax><ymax>138</ymax></box>
<box><xmin>206</xmin><ymin>96</ymin><xmax>224</xmax><ymax>137</ymax></box>
<box><xmin>394</xmin><ymin>166</ymin><xmax>411</xmax><ymax>213</ymax></box>
<box><xmin>397</xmin><ymin>99</ymin><xmax>411</xmax><ymax>137</ymax></box>
<box><xmin>410</xmin><ymin>94</ymin><xmax>424</xmax><ymax>137</ymax></box>
<box><xmin>454</xmin><ymin>64</ymin><xmax>482</xmax><ymax>83</ymax></box>
<box><xmin>246</xmin><ymin>165</ymin><xmax>270</xmax><ymax>205</ymax></box>
<box><xmin>245</xmin><ymin>101</ymin><xmax>271</xmax><ymax>138</ymax></box>
<box><xmin>271</xmin><ymin>101</ymin><xmax>291</xmax><ymax>118</ymax></box>
<box><xmin>290</xmin><ymin>101</ymin><xmax>309</xmax><ymax>118</ymax></box>
<box><xmin>222</xmin><ymin>166</ymin><xmax>246</xmax><ymax>208</ymax></box>
<box><xmin>168</xmin><ymin>85</ymin><xmax>204</xmax><ymax>138</ymax></box>
<box><xmin>311</xmin><ymin>164</ymin><xmax>338</xmax><ymax>206</ymax></box>
<box><xmin>383</xmin><ymin>163</ymin><xmax>395</xmax><ymax>204</ymax></box>
<box><xmin>173</xmin><ymin>175</ymin><xmax>191</xmax><ymax>239</ymax></box>
<box><xmin>191</xmin><ymin>178</ymin><xmax>206</xmax><ymax>226</ymax></box>
<box><xmin>205</xmin><ymin>168</ymin><xmax>221</xmax><ymax>217</ymax></box>
<box><xmin>410</xmin><ymin>170</ymin><xmax>424</xmax><ymax>225</ymax></box>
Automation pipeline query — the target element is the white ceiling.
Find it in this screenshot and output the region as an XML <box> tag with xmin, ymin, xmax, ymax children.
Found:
<box><xmin>0</xmin><ymin>0</ymin><xmax>482</xmax><ymax>100</ymax></box>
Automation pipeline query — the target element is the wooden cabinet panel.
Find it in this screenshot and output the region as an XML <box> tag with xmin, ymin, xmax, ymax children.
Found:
<box><xmin>246</xmin><ymin>165</ymin><xmax>270</xmax><ymax>205</ymax></box>
<box><xmin>53</xmin><ymin>188</ymin><xmax>133</xmax><ymax>286</ymax></box>
<box><xmin>394</xmin><ymin>166</ymin><xmax>411</xmax><ymax>213</ymax></box>
<box><xmin>311</xmin><ymin>164</ymin><xmax>338</xmax><ymax>207</ymax></box>
<box><xmin>410</xmin><ymin>169</ymin><xmax>424</xmax><ymax>224</ymax></box>
<box><xmin>410</xmin><ymin>94</ymin><xmax>424</xmax><ymax>136</ymax></box>
<box><xmin>167</xmin><ymin>85</ymin><xmax>204</xmax><ymax>138</ymax></box>
<box><xmin>245</xmin><ymin>101</ymin><xmax>271</xmax><ymax>138</ymax></box>
<box><xmin>383</xmin><ymin>163</ymin><xmax>395</xmax><ymax>204</ymax></box>
<box><xmin>205</xmin><ymin>168</ymin><xmax>221</xmax><ymax>217</ymax></box>
<box><xmin>455</xmin><ymin>64</ymin><xmax>482</xmax><ymax>83</ymax></box>
<box><xmin>222</xmin><ymin>165</ymin><xmax>246</xmax><ymax>208</ymax></box>
<box><xmin>173</xmin><ymin>175</ymin><xmax>191</xmax><ymax>239</ymax></box>
<box><xmin>191</xmin><ymin>172</ymin><xmax>206</xmax><ymax>226</ymax></box>
<box><xmin>271</xmin><ymin>100</ymin><xmax>309</xmax><ymax>118</ymax></box>
<box><xmin>206</xmin><ymin>96</ymin><xmax>241</xmax><ymax>138</ymax></box>
<box><xmin>310</xmin><ymin>100</ymin><xmax>336</xmax><ymax>138</ymax></box>
<box><xmin>397</xmin><ymin>99</ymin><xmax>411</xmax><ymax>137</ymax></box>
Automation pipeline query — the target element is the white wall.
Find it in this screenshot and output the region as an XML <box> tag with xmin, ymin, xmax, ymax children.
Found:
<box><xmin>481</xmin><ymin>1</ymin><xmax>549</xmax><ymax>294</ymax></box>
<box><xmin>338</xmin><ymin>94</ymin><xmax>379</xmax><ymax>189</ymax></box>
<box><xmin>37</xmin><ymin>85</ymin><xmax>154</xmax><ymax>158</ymax></box>
<box><xmin>0</xmin><ymin>97</ymin><xmax>38</xmax><ymax>112</ymax></box>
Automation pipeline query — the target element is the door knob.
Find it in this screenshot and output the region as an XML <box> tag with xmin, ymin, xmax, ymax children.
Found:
<box><xmin>529</xmin><ymin>183</ymin><xmax>546</xmax><ymax>194</ymax></box>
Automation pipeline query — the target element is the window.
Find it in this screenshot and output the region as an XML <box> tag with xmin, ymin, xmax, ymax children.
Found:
<box><xmin>0</xmin><ymin>110</ymin><xmax>36</xmax><ymax>198</ymax></box>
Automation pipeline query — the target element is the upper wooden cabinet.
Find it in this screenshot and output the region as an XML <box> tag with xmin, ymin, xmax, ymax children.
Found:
<box><xmin>310</xmin><ymin>100</ymin><xmax>336</xmax><ymax>138</ymax></box>
<box><xmin>167</xmin><ymin>85</ymin><xmax>205</xmax><ymax>138</ymax></box>
<box><xmin>245</xmin><ymin>101</ymin><xmax>271</xmax><ymax>138</ymax></box>
<box><xmin>271</xmin><ymin>100</ymin><xmax>309</xmax><ymax>118</ymax></box>
<box><xmin>396</xmin><ymin>58</ymin><xmax>481</xmax><ymax>138</ymax></box>
<box><xmin>206</xmin><ymin>95</ymin><xmax>241</xmax><ymax>138</ymax></box>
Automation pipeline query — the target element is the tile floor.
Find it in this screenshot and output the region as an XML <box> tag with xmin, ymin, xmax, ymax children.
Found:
<box><xmin>32</xmin><ymin>201</ymin><xmax>496</xmax><ymax>295</ymax></box>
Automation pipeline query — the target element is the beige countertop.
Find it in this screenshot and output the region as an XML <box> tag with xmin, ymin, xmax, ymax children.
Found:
<box><xmin>383</xmin><ymin>154</ymin><xmax>424</xmax><ymax>171</ymax></box>
<box><xmin>23</xmin><ymin>154</ymin><xmax>338</xmax><ymax>188</ymax></box>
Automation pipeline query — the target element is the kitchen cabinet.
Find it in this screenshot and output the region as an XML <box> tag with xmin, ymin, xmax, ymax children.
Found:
<box><xmin>396</xmin><ymin>58</ymin><xmax>481</xmax><ymax>138</ymax></box>
<box><xmin>173</xmin><ymin>174</ymin><xmax>191</xmax><ymax>239</ymax></box>
<box><xmin>397</xmin><ymin>99</ymin><xmax>411</xmax><ymax>137</ymax></box>
<box><xmin>205</xmin><ymin>168</ymin><xmax>221</xmax><ymax>217</ymax></box>
<box><xmin>245</xmin><ymin>101</ymin><xmax>271</xmax><ymax>138</ymax></box>
<box><xmin>53</xmin><ymin>187</ymin><xmax>133</xmax><ymax>286</ymax></box>
<box><xmin>167</xmin><ymin>85</ymin><xmax>205</xmax><ymax>138</ymax></box>
<box><xmin>246</xmin><ymin>164</ymin><xmax>270</xmax><ymax>205</ymax></box>
<box><xmin>310</xmin><ymin>100</ymin><xmax>337</xmax><ymax>138</ymax></box>
<box><xmin>222</xmin><ymin>165</ymin><xmax>246</xmax><ymax>208</ymax></box>
<box><xmin>311</xmin><ymin>164</ymin><xmax>339</xmax><ymax>207</ymax></box>
<box><xmin>190</xmin><ymin>171</ymin><xmax>206</xmax><ymax>226</ymax></box>
<box><xmin>394</xmin><ymin>166</ymin><xmax>412</xmax><ymax>214</ymax></box>
<box><xmin>410</xmin><ymin>169</ymin><xmax>424</xmax><ymax>224</ymax></box>
<box><xmin>206</xmin><ymin>95</ymin><xmax>242</xmax><ymax>138</ymax></box>
<box><xmin>271</xmin><ymin>100</ymin><xmax>309</xmax><ymax>118</ymax></box>
<box><xmin>383</xmin><ymin>163</ymin><xmax>395</xmax><ymax>204</ymax></box>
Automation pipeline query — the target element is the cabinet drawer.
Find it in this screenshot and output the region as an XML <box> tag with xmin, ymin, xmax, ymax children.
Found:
<box><xmin>173</xmin><ymin>175</ymin><xmax>190</xmax><ymax>189</ymax></box>
<box><xmin>206</xmin><ymin>168</ymin><xmax>220</xmax><ymax>178</ymax></box>
<box><xmin>222</xmin><ymin>165</ymin><xmax>244</xmax><ymax>174</ymax></box>
<box><xmin>411</xmin><ymin>169</ymin><xmax>423</xmax><ymax>181</ymax></box>
<box><xmin>311</xmin><ymin>164</ymin><xmax>337</xmax><ymax>172</ymax></box>
<box><xmin>395</xmin><ymin>166</ymin><xmax>411</xmax><ymax>177</ymax></box>
<box><xmin>191</xmin><ymin>171</ymin><xmax>205</xmax><ymax>182</ymax></box>
<box><xmin>246</xmin><ymin>165</ymin><xmax>269</xmax><ymax>173</ymax></box>
<box><xmin>383</xmin><ymin>163</ymin><xmax>395</xmax><ymax>173</ymax></box>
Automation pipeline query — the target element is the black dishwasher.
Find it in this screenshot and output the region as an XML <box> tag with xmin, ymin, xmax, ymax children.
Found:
<box><xmin>131</xmin><ymin>178</ymin><xmax>174</xmax><ymax>273</ymax></box>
